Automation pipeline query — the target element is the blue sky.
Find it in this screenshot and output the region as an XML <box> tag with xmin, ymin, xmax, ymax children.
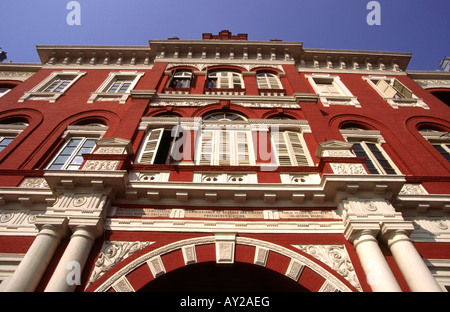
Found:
<box><xmin>1</xmin><ymin>0</ymin><xmax>449</xmax><ymax>70</ymax></box>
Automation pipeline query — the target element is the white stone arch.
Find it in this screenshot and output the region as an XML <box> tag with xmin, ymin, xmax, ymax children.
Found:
<box><xmin>90</xmin><ymin>235</ymin><xmax>356</xmax><ymax>292</ymax></box>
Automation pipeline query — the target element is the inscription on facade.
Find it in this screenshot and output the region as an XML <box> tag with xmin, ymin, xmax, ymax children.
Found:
<box><xmin>115</xmin><ymin>208</ymin><xmax>335</xmax><ymax>219</ymax></box>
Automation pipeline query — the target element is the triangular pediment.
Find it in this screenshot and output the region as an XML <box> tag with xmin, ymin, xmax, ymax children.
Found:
<box><xmin>316</xmin><ymin>140</ymin><xmax>354</xmax><ymax>157</ymax></box>
<box><xmin>95</xmin><ymin>137</ymin><xmax>132</xmax><ymax>153</ymax></box>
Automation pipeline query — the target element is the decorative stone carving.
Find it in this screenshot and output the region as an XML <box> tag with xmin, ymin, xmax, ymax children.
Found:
<box><xmin>182</xmin><ymin>245</ymin><xmax>197</xmax><ymax>265</ymax></box>
<box><xmin>19</xmin><ymin>178</ymin><xmax>50</xmax><ymax>189</ymax></box>
<box><xmin>330</xmin><ymin>163</ymin><xmax>367</xmax><ymax>175</ymax></box>
<box><xmin>111</xmin><ymin>276</ymin><xmax>135</xmax><ymax>292</ymax></box>
<box><xmin>293</xmin><ymin>244</ymin><xmax>362</xmax><ymax>291</ymax></box>
<box><xmin>87</xmin><ymin>240</ymin><xmax>153</xmax><ymax>288</ymax></box>
<box><xmin>254</xmin><ymin>246</ymin><xmax>269</xmax><ymax>266</ymax></box>
<box><xmin>399</xmin><ymin>184</ymin><xmax>428</xmax><ymax>195</ymax></box>
<box><xmin>82</xmin><ymin>160</ymin><xmax>119</xmax><ymax>171</ymax></box>
<box><xmin>285</xmin><ymin>259</ymin><xmax>304</xmax><ymax>281</ymax></box>
<box><xmin>147</xmin><ymin>256</ymin><xmax>166</xmax><ymax>278</ymax></box>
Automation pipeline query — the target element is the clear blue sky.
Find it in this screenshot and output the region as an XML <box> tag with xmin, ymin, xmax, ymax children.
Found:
<box><xmin>1</xmin><ymin>0</ymin><xmax>449</xmax><ymax>70</ymax></box>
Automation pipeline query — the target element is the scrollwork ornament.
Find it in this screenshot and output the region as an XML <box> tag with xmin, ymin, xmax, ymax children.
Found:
<box><xmin>0</xmin><ymin>213</ymin><xmax>14</xmax><ymax>223</ymax></box>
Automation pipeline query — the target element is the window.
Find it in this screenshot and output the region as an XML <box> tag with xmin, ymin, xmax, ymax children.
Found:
<box><xmin>207</xmin><ymin>71</ymin><xmax>244</xmax><ymax>89</ymax></box>
<box><xmin>19</xmin><ymin>71</ymin><xmax>86</xmax><ymax>102</ymax></box>
<box><xmin>42</xmin><ymin>76</ymin><xmax>73</xmax><ymax>92</ymax></box>
<box><xmin>340</xmin><ymin>128</ymin><xmax>399</xmax><ymax>175</ymax></box>
<box><xmin>0</xmin><ymin>136</ymin><xmax>14</xmax><ymax>152</ymax></box>
<box><xmin>136</xmin><ymin>128</ymin><xmax>174</xmax><ymax>165</ymax></box>
<box><xmin>107</xmin><ymin>78</ymin><xmax>133</xmax><ymax>93</ymax></box>
<box><xmin>306</xmin><ymin>75</ymin><xmax>360</xmax><ymax>107</ymax></box>
<box><xmin>419</xmin><ymin>128</ymin><xmax>450</xmax><ymax>162</ymax></box>
<box><xmin>313</xmin><ymin>78</ymin><xmax>344</xmax><ymax>96</ymax></box>
<box><xmin>88</xmin><ymin>71</ymin><xmax>144</xmax><ymax>103</ymax></box>
<box><xmin>364</xmin><ymin>76</ymin><xmax>428</xmax><ymax>109</ymax></box>
<box><xmin>46</xmin><ymin>124</ymin><xmax>107</xmax><ymax>170</ymax></box>
<box><xmin>256</xmin><ymin>73</ymin><xmax>282</xmax><ymax>89</ymax></box>
<box><xmin>197</xmin><ymin>129</ymin><xmax>253</xmax><ymax>166</ymax></box>
<box><xmin>271</xmin><ymin>130</ymin><xmax>310</xmax><ymax>166</ymax></box>
<box><xmin>169</xmin><ymin>70</ymin><xmax>193</xmax><ymax>88</ymax></box>
<box><xmin>0</xmin><ymin>121</ymin><xmax>28</xmax><ymax>153</ymax></box>
<box><xmin>372</xmin><ymin>78</ymin><xmax>413</xmax><ymax>99</ymax></box>
<box><xmin>47</xmin><ymin>138</ymin><xmax>97</xmax><ymax>170</ymax></box>
<box><xmin>351</xmin><ymin>141</ymin><xmax>397</xmax><ymax>174</ymax></box>
<box><xmin>0</xmin><ymin>87</ymin><xmax>12</xmax><ymax>98</ymax></box>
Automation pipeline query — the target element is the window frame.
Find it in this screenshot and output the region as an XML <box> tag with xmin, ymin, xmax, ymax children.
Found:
<box><xmin>364</xmin><ymin>76</ymin><xmax>429</xmax><ymax>109</ymax></box>
<box><xmin>46</xmin><ymin>124</ymin><xmax>107</xmax><ymax>170</ymax></box>
<box><xmin>206</xmin><ymin>71</ymin><xmax>244</xmax><ymax>89</ymax></box>
<box><xmin>419</xmin><ymin>129</ymin><xmax>450</xmax><ymax>162</ymax></box>
<box><xmin>306</xmin><ymin>74</ymin><xmax>360</xmax><ymax>107</ymax></box>
<box><xmin>19</xmin><ymin>71</ymin><xmax>86</xmax><ymax>103</ymax></box>
<box><xmin>340</xmin><ymin>128</ymin><xmax>401</xmax><ymax>175</ymax></box>
<box><xmin>270</xmin><ymin>129</ymin><xmax>312</xmax><ymax>166</ymax></box>
<box><xmin>88</xmin><ymin>71</ymin><xmax>144</xmax><ymax>104</ymax></box>
<box><xmin>0</xmin><ymin>123</ymin><xmax>28</xmax><ymax>153</ymax></box>
<box><xmin>167</xmin><ymin>69</ymin><xmax>194</xmax><ymax>89</ymax></box>
<box><xmin>256</xmin><ymin>72</ymin><xmax>282</xmax><ymax>90</ymax></box>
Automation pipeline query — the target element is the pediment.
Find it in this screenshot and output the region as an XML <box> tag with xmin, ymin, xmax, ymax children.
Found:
<box><xmin>316</xmin><ymin>140</ymin><xmax>354</xmax><ymax>157</ymax></box>
<box><xmin>95</xmin><ymin>137</ymin><xmax>132</xmax><ymax>154</ymax></box>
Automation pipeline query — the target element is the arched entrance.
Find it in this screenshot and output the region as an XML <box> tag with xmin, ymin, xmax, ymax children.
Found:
<box><xmin>139</xmin><ymin>261</ymin><xmax>308</xmax><ymax>292</ymax></box>
<box><xmin>89</xmin><ymin>236</ymin><xmax>357</xmax><ymax>292</ymax></box>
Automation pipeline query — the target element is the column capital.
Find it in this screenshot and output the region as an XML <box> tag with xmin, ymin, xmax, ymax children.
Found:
<box><xmin>380</xmin><ymin>221</ymin><xmax>415</xmax><ymax>247</ymax></box>
<box><xmin>344</xmin><ymin>221</ymin><xmax>380</xmax><ymax>247</ymax></box>
<box><xmin>34</xmin><ymin>215</ymin><xmax>70</xmax><ymax>239</ymax></box>
<box><xmin>68</xmin><ymin>217</ymin><xmax>105</xmax><ymax>239</ymax></box>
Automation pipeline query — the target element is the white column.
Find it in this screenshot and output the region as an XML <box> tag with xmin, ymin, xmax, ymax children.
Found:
<box><xmin>346</xmin><ymin>223</ymin><xmax>402</xmax><ymax>292</ymax></box>
<box><xmin>44</xmin><ymin>226</ymin><xmax>97</xmax><ymax>292</ymax></box>
<box><xmin>381</xmin><ymin>223</ymin><xmax>442</xmax><ymax>292</ymax></box>
<box><xmin>2</xmin><ymin>222</ymin><xmax>68</xmax><ymax>292</ymax></box>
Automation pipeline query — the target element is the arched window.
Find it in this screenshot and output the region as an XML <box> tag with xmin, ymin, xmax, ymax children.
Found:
<box><xmin>256</xmin><ymin>72</ymin><xmax>282</xmax><ymax>89</ymax></box>
<box><xmin>207</xmin><ymin>71</ymin><xmax>244</xmax><ymax>89</ymax></box>
<box><xmin>419</xmin><ymin>126</ymin><xmax>450</xmax><ymax>162</ymax></box>
<box><xmin>0</xmin><ymin>119</ymin><xmax>29</xmax><ymax>153</ymax></box>
<box><xmin>169</xmin><ymin>70</ymin><xmax>193</xmax><ymax>88</ymax></box>
<box><xmin>203</xmin><ymin>112</ymin><xmax>246</xmax><ymax>122</ymax></box>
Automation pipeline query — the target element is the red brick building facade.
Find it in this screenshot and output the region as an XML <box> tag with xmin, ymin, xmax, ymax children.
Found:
<box><xmin>0</xmin><ymin>31</ymin><xmax>449</xmax><ymax>292</ymax></box>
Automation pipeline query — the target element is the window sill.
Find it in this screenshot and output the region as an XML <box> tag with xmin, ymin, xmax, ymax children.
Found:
<box><xmin>319</xmin><ymin>95</ymin><xmax>361</xmax><ymax>108</ymax></box>
<box><xmin>19</xmin><ymin>92</ymin><xmax>64</xmax><ymax>103</ymax></box>
<box><xmin>88</xmin><ymin>92</ymin><xmax>130</xmax><ymax>104</ymax></box>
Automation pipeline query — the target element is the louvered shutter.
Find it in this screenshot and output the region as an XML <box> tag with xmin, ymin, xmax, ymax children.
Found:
<box><xmin>287</xmin><ymin>131</ymin><xmax>309</xmax><ymax>166</ymax></box>
<box><xmin>392</xmin><ymin>79</ymin><xmax>413</xmax><ymax>98</ymax></box>
<box><xmin>272</xmin><ymin>131</ymin><xmax>293</xmax><ymax>166</ymax></box>
<box><xmin>199</xmin><ymin>130</ymin><xmax>214</xmax><ymax>165</ymax></box>
<box><xmin>376</xmin><ymin>80</ymin><xmax>398</xmax><ymax>98</ymax></box>
<box><xmin>138</xmin><ymin>128</ymin><xmax>164</xmax><ymax>164</ymax></box>
<box><xmin>235</xmin><ymin>131</ymin><xmax>250</xmax><ymax>165</ymax></box>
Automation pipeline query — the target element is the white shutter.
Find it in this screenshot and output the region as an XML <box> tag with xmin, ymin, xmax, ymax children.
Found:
<box><xmin>376</xmin><ymin>80</ymin><xmax>398</xmax><ymax>98</ymax></box>
<box><xmin>287</xmin><ymin>131</ymin><xmax>309</xmax><ymax>166</ymax></box>
<box><xmin>218</xmin><ymin>130</ymin><xmax>231</xmax><ymax>165</ymax></box>
<box><xmin>199</xmin><ymin>130</ymin><xmax>214</xmax><ymax>165</ymax></box>
<box><xmin>138</xmin><ymin>128</ymin><xmax>164</xmax><ymax>164</ymax></box>
<box><xmin>272</xmin><ymin>131</ymin><xmax>293</xmax><ymax>166</ymax></box>
<box><xmin>235</xmin><ymin>131</ymin><xmax>250</xmax><ymax>165</ymax></box>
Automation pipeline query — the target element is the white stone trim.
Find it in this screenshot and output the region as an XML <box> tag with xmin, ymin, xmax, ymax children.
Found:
<box><xmin>88</xmin><ymin>71</ymin><xmax>144</xmax><ymax>104</ymax></box>
<box><xmin>19</xmin><ymin>71</ymin><xmax>86</xmax><ymax>103</ymax></box>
